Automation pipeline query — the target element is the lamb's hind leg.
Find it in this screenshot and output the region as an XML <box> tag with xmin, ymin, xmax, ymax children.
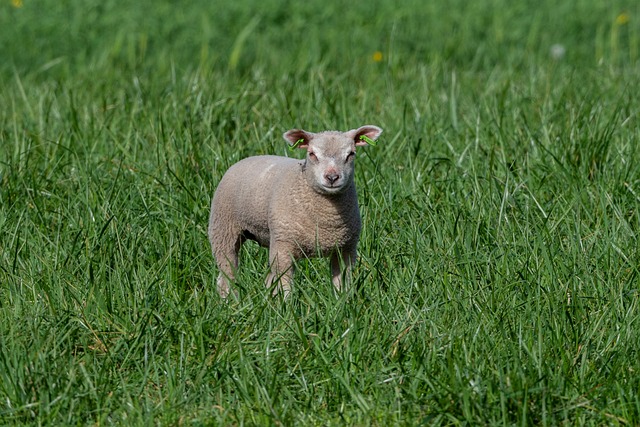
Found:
<box><xmin>211</xmin><ymin>231</ymin><xmax>242</xmax><ymax>299</ymax></box>
<box><xmin>331</xmin><ymin>247</ymin><xmax>357</xmax><ymax>292</ymax></box>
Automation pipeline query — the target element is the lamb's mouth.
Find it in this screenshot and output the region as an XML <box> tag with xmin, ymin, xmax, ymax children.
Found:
<box><xmin>320</xmin><ymin>183</ymin><xmax>346</xmax><ymax>193</ymax></box>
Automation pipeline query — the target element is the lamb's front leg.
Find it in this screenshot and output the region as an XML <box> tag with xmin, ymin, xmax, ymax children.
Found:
<box><xmin>267</xmin><ymin>243</ymin><xmax>295</xmax><ymax>298</ymax></box>
<box><xmin>331</xmin><ymin>247</ymin><xmax>357</xmax><ymax>292</ymax></box>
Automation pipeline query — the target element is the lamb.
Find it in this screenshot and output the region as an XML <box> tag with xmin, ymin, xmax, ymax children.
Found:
<box><xmin>207</xmin><ymin>125</ymin><xmax>383</xmax><ymax>299</ymax></box>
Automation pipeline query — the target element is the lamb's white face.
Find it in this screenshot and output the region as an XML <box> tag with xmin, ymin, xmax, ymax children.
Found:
<box><xmin>305</xmin><ymin>133</ymin><xmax>356</xmax><ymax>195</ymax></box>
<box><xmin>282</xmin><ymin>125</ymin><xmax>383</xmax><ymax>196</ymax></box>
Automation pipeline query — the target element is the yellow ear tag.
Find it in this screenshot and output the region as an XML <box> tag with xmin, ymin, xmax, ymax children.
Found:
<box><xmin>289</xmin><ymin>138</ymin><xmax>305</xmax><ymax>151</ymax></box>
<box><xmin>359</xmin><ymin>135</ymin><xmax>377</xmax><ymax>146</ymax></box>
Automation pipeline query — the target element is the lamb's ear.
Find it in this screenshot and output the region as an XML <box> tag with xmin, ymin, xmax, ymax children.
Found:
<box><xmin>351</xmin><ymin>125</ymin><xmax>383</xmax><ymax>147</ymax></box>
<box><xmin>283</xmin><ymin>129</ymin><xmax>314</xmax><ymax>149</ymax></box>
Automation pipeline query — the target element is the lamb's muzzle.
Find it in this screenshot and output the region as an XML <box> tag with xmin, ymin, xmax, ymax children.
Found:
<box><xmin>208</xmin><ymin>125</ymin><xmax>383</xmax><ymax>299</ymax></box>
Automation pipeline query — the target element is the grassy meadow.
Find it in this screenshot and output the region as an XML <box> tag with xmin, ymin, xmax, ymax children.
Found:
<box><xmin>1</xmin><ymin>0</ymin><xmax>640</xmax><ymax>424</ymax></box>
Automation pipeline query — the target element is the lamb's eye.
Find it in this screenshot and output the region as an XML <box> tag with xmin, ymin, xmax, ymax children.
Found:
<box><xmin>309</xmin><ymin>152</ymin><xmax>318</xmax><ymax>161</ymax></box>
<box><xmin>346</xmin><ymin>152</ymin><xmax>355</xmax><ymax>162</ymax></box>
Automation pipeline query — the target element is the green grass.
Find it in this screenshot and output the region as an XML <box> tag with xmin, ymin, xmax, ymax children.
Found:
<box><xmin>1</xmin><ymin>0</ymin><xmax>640</xmax><ymax>425</ymax></box>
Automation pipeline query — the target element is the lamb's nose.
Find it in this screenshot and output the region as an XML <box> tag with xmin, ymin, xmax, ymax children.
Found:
<box><xmin>325</xmin><ymin>173</ymin><xmax>340</xmax><ymax>185</ymax></box>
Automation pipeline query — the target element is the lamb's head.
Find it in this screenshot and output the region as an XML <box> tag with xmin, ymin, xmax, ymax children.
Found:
<box><xmin>283</xmin><ymin>125</ymin><xmax>383</xmax><ymax>195</ymax></box>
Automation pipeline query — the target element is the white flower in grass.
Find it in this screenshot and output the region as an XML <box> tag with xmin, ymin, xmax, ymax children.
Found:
<box><xmin>550</xmin><ymin>44</ymin><xmax>566</xmax><ymax>60</ymax></box>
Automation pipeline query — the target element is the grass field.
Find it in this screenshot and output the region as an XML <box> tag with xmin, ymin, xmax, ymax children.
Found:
<box><xmin>1</xmin><ymin>0</ymin><xmax>640</xmax><ymax>425</ymax></box>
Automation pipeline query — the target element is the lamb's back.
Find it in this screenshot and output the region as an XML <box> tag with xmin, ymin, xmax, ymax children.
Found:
<box><xmin>212</xmin><ymin>155</ymin><xmax>301</xmax><ymax>244</ymax></box>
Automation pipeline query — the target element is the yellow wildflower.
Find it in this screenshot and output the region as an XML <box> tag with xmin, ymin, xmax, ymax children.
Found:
<box><xmin>616</xmin><ymin>12</ymin><xmax>630</xmax><ymax>25</ymax></box>
<box><xmin>372</xmin><ymin>51</ymin><xmax>383</xmax><ymax>62</ymax></box>
<box><xmin>12</xmin><ymin>0</ymin><xmax>23</xmax><ymax>7</ymax></box>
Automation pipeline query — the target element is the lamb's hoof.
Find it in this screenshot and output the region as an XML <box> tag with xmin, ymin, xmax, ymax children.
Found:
<box><xmin>217</xmin><ymin>277</ymin><xmax>238</xmax><ymax>300</ymax></box>
<box><xmin>219</xmin><ymin>289</ymin><xmax>239</xmax><ymax>301</ymax></box>
<box><xmin>270</xmin><ymin>284</ymin><xmax>291</xmax><ymax>300</ymax></box>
